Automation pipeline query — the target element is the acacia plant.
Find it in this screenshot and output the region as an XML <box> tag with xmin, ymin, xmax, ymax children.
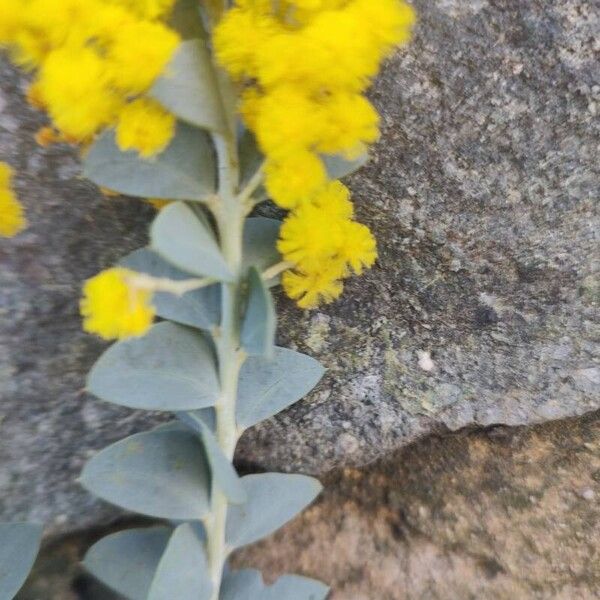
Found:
<box><xmin>0</xmin><ymin>0</ymin><xmax>415</xmax><ymax>598</ymax></box>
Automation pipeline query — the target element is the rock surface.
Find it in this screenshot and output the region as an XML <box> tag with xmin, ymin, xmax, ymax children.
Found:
<box><xmin>1</xmin><ymin>0</ymin><xmax>599</xmax><ymax>533</ymax></box>
<box><xmin>17</xmin><ymin>411</ymin><xmax>600</xmax><ymax>599</ymax></box>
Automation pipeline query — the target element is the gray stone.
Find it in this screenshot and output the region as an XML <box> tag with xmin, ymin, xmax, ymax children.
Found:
<box><xmin>0</xmin><ymin>0</ymin><xmax>599</xmax><ymax>534</ymax></box>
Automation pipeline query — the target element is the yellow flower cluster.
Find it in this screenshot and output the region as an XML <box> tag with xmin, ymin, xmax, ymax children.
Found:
<box><xmin>0</xmin><ymin>0</ymin><xmax>179</xmax><ymax>156</ymax></box>
<box><xmin>216</xmin><ymin>0</ymin><xmax>414</xmax><ymax>307</ymax></box>
<box><xmin>0</xmin><ymin>162</ymin><xmax>27</xmax><ymax>238</ymax></box>
<box><xmin>215</xmin><ymin>0</ymin><xmax>415</xmax><ymax>207</ymax></box>
<box><xmin>80</xmin><ymin>268</ymin><xmax>156</xmax><ymax>340</ymax></box>
<box><xmin>278</xmin><ymin>182</ymin><xmax>377</xmax><ymax>307</ymax></box>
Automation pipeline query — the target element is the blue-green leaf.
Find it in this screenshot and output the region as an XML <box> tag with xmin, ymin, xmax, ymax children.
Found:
<box><xmin>239</xmin><ymin>130</ymin><xmax>263</xmax><ymax>186</ymax></box>
<box><xmin>178</xmin><ymin>408</ymin><xmax>216</xmax><ymax>433</ymax></box>
<box><xmin>226</xmin><ymin>474</ymin><xmax>322</xmax><ymax>549</ymax></box>
<box><xmin>242</xmin><ymin>218</ymin><xmax>282</xmax><ymax>278</ymax></box>
<box><xmin>220</xmin><ymin>570</ymin><xmax>264</xmax><ymax>600</ymax></box>
<box><xmin>84</xmin><ymin>527</ymin><xmax>171</xmax><ymax>600</ymax></box>
<box><xmin>178</xmin><ymin>412</ymin><xmax>246</xmax><ymax>504</ymax></box>
<box><xmin>148</xmin><ymin>523</ymin><xmax>213</xmax><ymax>600</ymax></box>
<box><xmin>120</xmin><ymin>248</ymin><xmax>221</xmax><ymax>330</ymax></box>
<box><xmin>265</xmin><ymin>575</ymin><xmax>329</xmax><ymax>599</ymax></box>
<box><xmin>322</xmin><ymin>153</ymin><xmax>368</xmax><ymax>180</ymax></box>
<box><xmin>0</xmin><ymin>522</ymin><xmax>42</xmax><ymax>599</ymax></box>
<box><xmin>150</xmin><ymin>39</ymin><xmax>225</xmax><ymax>132</ymax></box>
<box><xmin>241</xmin><ymin>267</ymin><xmax>276</xmax><ymax>358</ymax></box>
<box><xmin>237</xmin><ymin>348</ymin><xmax>325</xmax><ymax>429</ymax></box>
<box><xmin>151</xmin><ymin>202</ymin><xmax>233</xmax><ymax>280</ymax></box>
<box><xmin>220</xmin><ymin>570</ymin><xmax>329</xmax><ymax>600</ymax></box>
<box><xmin>80</xmin><ymin>429</ymin><xmax>211</xmax><ymax>520</ymax></box>
<box><xmin>83</xmin><ymin>122</ymin><xmax>216</xmax><ymax>201</ymax></box>
<box><xmin>87</xmin><ymin>322</ymin><xmax>220</xmax><ymax>411</ymax></box>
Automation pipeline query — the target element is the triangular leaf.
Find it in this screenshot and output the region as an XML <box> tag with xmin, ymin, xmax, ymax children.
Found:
<box><xmin>148</xmin><ymin>523</ymin><xmax>213</xmax><ymax>600</ymax></box>
<box><xmin>151</xmin><ymin>39</ymin><xmax>225</xmax><ymax>132</ymax></box>
<box><xmin>220</xmin><ymin>569</ymin><xmax>329</xmax><ymax>600</ymax></box>
<box><xmin>239</xmin><ymin>130</ymin><xmax>263</xmax><ymax>187</ymax></box>
<box><xmin>80</xmin><ymin>429</ymin><xmax>211</xmax><ymax>520</ymax></box>
<box><xmin>178</xmin><ymin>412</ymin><xmax>246</xmax><ymax>504</ymax></box>
<box><xmin>241</xmin><ymin>267</ymin><xmax>276</xmax><ymax>358</ymax></box>
<box><xmin>151</xmin><ymin>201</ymin><xmax>233</xmax><ymax>280</ymax></box>
<box><xmin>220</xmin><ymin>570</ymin><xmax>264</xmax><ymax>600</ymax></box>
<box><xmin>120</xmin><ymin>248</ymin><xmax>221</xmax><ymax>330</ymax></box>
<box><xmin>84</xmin><ymin>122</ymin><xmax>216</xmax><ymax>201</ymax></box>
<box><xmin>237</xmin><ymin>348</ymin><xmax>325</xmax><ymax>429</ymax></box>
<box><xmin>242</xmin><ymin>218</ymin><xmax>282</xmax><ymax>278</ymax></box>
<box><xmin>87</xmin><ymin>322</ymin><xmax>220</xmax><ymax>411</ymax></box>
<box><xmin>178</xmin><ymin>408</ymin><xmax>216</xmax><ymax>433</ymax></box>
<box><xmin>0</xmin><ymin>522</ymin><xmax>43</xmax><ymax>599</ymax></box>
<box><xmin>265</xmin><ymin>575</ymin><xmax>330</xmax><ymax>599</ymax></box>
<box><xmin>322</xmin><ymin>153</ymin><xmax>368</xmax><ymax>180</ymax></box>
<box><xmin>226</xmin><ymin>474</ymin><xmax>322</xmax><ymax>549</ymax></box>
<box><xmin>84</xmin><ymin>527</ymin><xmax>171</xmax><ymax>600</ymax></box>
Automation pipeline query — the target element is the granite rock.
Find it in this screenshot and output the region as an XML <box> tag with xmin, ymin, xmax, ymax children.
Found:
<box><xmin>0</xmin><ymin>0</ymin><xmax>598</xmax><ymax>533</ymax></box>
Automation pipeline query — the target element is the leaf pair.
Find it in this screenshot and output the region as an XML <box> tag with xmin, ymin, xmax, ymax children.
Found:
<box><xmin>85</xmin><ymin>526</ymin><xmax>328</xmax><ymax>600</ymax></box>
<box><xmin>87</xmin><ymin>321</ymin><xmax>325</xmax><ymax>429</ymax></box>
<box><xmin>84</xmin><ymin>524</ymin><xmax>210</xmax><ymax>600</ymax></box>
<box><xmin>80</xmin><ymin>426</ymin><xmax>321</xmax><ymax>536</ymax></box>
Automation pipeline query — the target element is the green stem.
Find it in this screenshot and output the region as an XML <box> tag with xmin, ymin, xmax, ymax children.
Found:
<box><xmin>205</xmin><ymin>127</ymin><xmax>245</xmax><ymax>600</ymax></box>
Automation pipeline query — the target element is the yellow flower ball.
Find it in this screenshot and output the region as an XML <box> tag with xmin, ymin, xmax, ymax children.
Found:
<box><xmin>37</xmin><ymin>45</ymin><xmax>121</xmax><ymax>140</ymax></box>
<box><xmin>340</xmin><ymin>220</ymin><xmax>377</xmax><ymax>274</ymax></box>
<box><xmin>282</xmin><ymin>264</ymin><xmax>345</xmax><ymax>309</ymax></box>
<box><xmin>264</xmin><ymin>151</ymin><xmax>327</xmax><ymax>209</ymax></box>
<box><xmin>254</xmin><ymin>85</ymin><xmax>327</xmax><ymax>156</ymax></box>
<box><xmin>80</xmin><ymin>268</ymin><xmax>155</xmax><ymax>340</ymax></box>
<box><xmin>116</xmin><ymin>98</ymin><xmax>176</xmax><ymax>158</ymax></box>
<box><xmin>106</xmin><ymin>19</ymin><xmax>179</xmax><ymax>94</ymax></box>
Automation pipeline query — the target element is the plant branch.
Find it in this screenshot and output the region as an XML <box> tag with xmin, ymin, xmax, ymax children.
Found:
<box><xmin>262</xmin><ymin>260</ymin><xmax>293</xmax><ymax>282</ymax></box>
<box><xmin>238</xmin><ymin>162</ymin><xmax>265</xmax><ymax>207</ymax></box>
<box><xmin>125</xmin><ymin>273</ymin><xmax>217</xmax><ymax>296</ymax></box>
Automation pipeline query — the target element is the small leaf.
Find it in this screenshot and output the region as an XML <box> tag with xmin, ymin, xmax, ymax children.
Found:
<box><xmin>239</xmin><ymin>129</ymin><xmax>263</xmax><ymax>187</ymax></box>
<box><xmin>88</xmin><ymin>322</ymin><xmax>220</xmax><ymax>411</ymax></box>
<box><xmin>226</xmin><ymin>473</ymin><xmax>322</xmax><ymax>549</ymax></box>
<box><xmin>237</xmin><ymin>348</ymin><xmax>325</xmax><ymax>429</ymax></box>
<box><xmin>148</xmin><ymin>523</ymin><xmax>213</xmax><ymax>600</ymax></box>
<box><xmin>151</xmin><ymin>202</ymin><xmax>233</xmax><ymax>280</ymax></box>
<box><xmin>84</xmin><ymin>122</ymin><xmax>216</xmax><ymax>201</ymax></box>
<box><xmin>178</xmin><ymin>412</ymin><xmax>246</xmax><ymax>504</ymax></box>
<box><xmin>84</xmin><ymin>527</ymin><xmax>171</xmax><ymax>600</ymax></box>
<box><xmin>80</xmin><ymin>429</ymin><xmax>211</xmax><ymax>519</ymax></box>
<box><xmin>266</xmin><ymin>575</ymin><xmax>330</xmax><ymax>600</ymax></box>
<box><xmin>120</xmin><ymin>248</ymin><xmax>221</xmax><ymax>330</ymax></box>
<box><xmin>241</xmin><ymin>267</ymin><xmax>276</xmax><ymax>358</ymax></box>
<box><xmin>220</xmin><ymin>569</ymin><xmax>329</xmax><ymax>600</ymax></box>
<box><xmin>178</xmin><ymin>408</ymin><xmax>216</xmax><ymax>433</ymax></box>
<box><xmin>220</xmin><ymin>570</ymin><xmax>264</xmax><ymax>600</ymax></box>
<box><xmin>0</xmin><ymin>522</ymin><xmax>43</xmax><ymax>599</ymax></box>
<box><xmin>242</xmin><ymin>218</ymin><xmax>282</xmax><ymax>277</ymax></box>
<box><xmin>151</xmin><ymin>39</ymin><xmax>225</xmax><ymax>132</ymax></box>
<box><xmin>322</xmin><ymin>153</ymin><xmax>368</xmax><ymax>180</ymax></box>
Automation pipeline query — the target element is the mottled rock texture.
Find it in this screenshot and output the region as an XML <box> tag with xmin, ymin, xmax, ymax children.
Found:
<box><xmin>17</xmin><ymin>412</ymin><xmax>600</xmax><ymax>599</ymax></box>
<box><xmin>1</xmin><ymin>0</ymin><xmax>599</xmax><ymax>532</ymax></box>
